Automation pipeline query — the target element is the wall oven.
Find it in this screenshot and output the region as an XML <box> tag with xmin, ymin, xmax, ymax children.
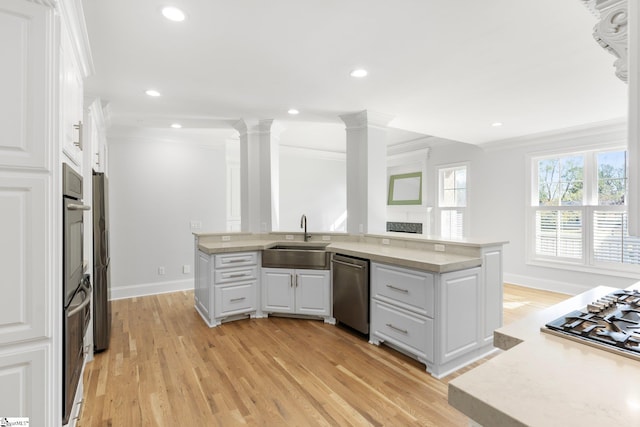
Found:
<box><xmin>62</xmin><ymin>163</ymin><xmax>91</xmax><ymax>425</ymax></box>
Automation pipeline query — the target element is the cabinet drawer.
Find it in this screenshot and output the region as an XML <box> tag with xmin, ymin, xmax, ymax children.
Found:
<box><xmin>214</xmin><ymin>281</ymin><xmax>257</xmax><ymax>317</ymax></box>
<box><xmin>214</xmin><ymin>266</ymin><xmax>257</xmax><ymax>284</ymax></box>
<box><xmin>371</xmin><ymin>300</ymin><xmax>434</xmax><ymax>363</ymax></box>
<box><xmin>372</xmin><ymin>263</ymin><xmax>434</xmax><ymax>317</ymax></box>
<box><xmin>214</xmin><ymin>252</ymin><xmax>257</xmax><ymax>268</ymax></box>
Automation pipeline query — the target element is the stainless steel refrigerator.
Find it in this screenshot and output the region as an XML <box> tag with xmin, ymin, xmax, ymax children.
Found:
<box><xmin>93</xmin><ymin>171</ymin><xmax>111</xmax><ymax>352</ymax></box>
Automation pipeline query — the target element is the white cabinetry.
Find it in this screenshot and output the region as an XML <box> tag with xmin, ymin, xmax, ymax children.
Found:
<box><xmin>60</xmin><ymin>26</ymin><xmax>84</xmax><ymax>166</ymax></box>
<box><xmin>86</xmin><ymin>98</ymin><xmax>108</xmax><ymax>173</ymax></box>
<box><xmin>262</xmin><ymin>268</ymin><xmax>332</xmax><ymax>320</ymax></box>
<box><xmin>370</xmin><ymin>262</ymin><xmax>488</xmax><ymax>378</ymax></box>
<box><xmin>0</xmin><ymin>0</ymin><xmax>92</xmax><ymax>424</ymax></box>
<box><xmin>195</xmin><ymin>251</ymin><xmax>260</xmax><ymax>327</ymax></box>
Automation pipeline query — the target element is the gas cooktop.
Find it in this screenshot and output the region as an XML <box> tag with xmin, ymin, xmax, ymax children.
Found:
<box><xmin>542</xmin><ymin>289</ymin><xmax>640</xmax><ymax>361</ymax></box>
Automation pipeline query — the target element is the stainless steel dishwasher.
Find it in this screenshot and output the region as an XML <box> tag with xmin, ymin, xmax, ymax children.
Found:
<box><xmin>332</xmin><ymin>254</ymin><xmax>369</xmax><ymax>334</ymax></box>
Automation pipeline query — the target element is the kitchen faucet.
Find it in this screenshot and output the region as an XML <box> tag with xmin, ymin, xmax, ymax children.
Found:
<box><xmin>300</xmin><ymin>214</ymin><xmax>311</xmax><ymax>242</ymax></box>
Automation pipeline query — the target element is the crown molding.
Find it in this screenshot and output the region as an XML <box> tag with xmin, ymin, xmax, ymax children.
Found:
<box><xmin>280</xmin><ymin>145</ymin><xmax>345</xmax><ymax>161</ymax></box>
<box><xmin>478</xmin><ymin>118</ymin><xmax>627</xmax><ymax>152</ymax></box>
<box><xmin>58</xmin><ymin>0</ymin><xmax>95</xmax><ymax>78</ymax></box>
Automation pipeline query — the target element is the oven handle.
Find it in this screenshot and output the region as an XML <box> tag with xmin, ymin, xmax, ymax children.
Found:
<box><xmin>67</xmin><ymin>292</ymin><xmax>91</xmax><ymax>317</ymax></box>
<box><xmin>68</xmin><ymin>203</ymin><xmax>91</xmax><ymax>211</ymax></box>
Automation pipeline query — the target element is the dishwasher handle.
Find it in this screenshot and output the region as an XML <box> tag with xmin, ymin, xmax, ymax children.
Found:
<box><xmin>331</xmin><ymin>258</ymin><xmax>365</xmax><ymax>269</ymax></box>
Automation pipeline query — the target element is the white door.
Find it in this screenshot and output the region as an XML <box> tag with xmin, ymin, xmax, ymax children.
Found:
<box><xmin>261</xmin><ymin>269</ymin><xmax>295</xmax><ymax>313</ymax></box>
<box><xmin>295</xmin><ymin>270</ymin><xmax>330</xmax><ymax>316</ymax></box>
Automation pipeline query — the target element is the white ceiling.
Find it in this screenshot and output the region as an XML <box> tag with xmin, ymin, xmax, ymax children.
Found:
<box><xmin>83</xmin><ymin>0</ymin><xmax>628</xmax><ymax>148</ymax></box>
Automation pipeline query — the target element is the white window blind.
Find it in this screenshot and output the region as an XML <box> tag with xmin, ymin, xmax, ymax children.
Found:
<box><xmin>441</xmin><ymin>209</ymin><xmax>464</xmax><ymax>239</ymax></box>
<box><xmin>535</xmin><ymin>210</ymin><xmax>582</xmax><ymax>259</ymax></box>
<box><xmin>593</xmin><ymin>210</ymin><xmax>640</xmax><ymax>265</ymax></box>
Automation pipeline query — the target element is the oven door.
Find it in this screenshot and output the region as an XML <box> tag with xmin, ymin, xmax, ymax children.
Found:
<box><xmin>64</xmin><ymin>196</ymin><xmax>89</xmax><ymax>307</ymax></box>
<box><xmin>63</xmin><ymin>284</ymin><xmax>90</xmax><ymax>425</ymax></box>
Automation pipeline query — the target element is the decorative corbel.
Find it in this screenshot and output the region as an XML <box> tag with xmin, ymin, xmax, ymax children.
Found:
<box><xmin>583</xmin><ymin>0</ymin><xmax>628</xmax><ymax>82</ymax></box>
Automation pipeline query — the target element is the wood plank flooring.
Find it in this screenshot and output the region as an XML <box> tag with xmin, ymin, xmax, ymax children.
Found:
<box><xmin>78</xmin><ymin>283</ymin><xmax>569</xmax><ymax>426</ymax></box>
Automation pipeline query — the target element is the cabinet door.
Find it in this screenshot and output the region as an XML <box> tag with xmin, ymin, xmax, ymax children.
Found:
<box><xmin>295</xmin><ymin>270</ymin><xmax>330</xmax><ymax>316</ymax></box>
<box><xmin>60</xmin><ymin>28</ymin><xmax>83</xmax><ymax>165</ymax></box>
<box><xmin>439</xmin><ymin>268</ymin><xmax>481</xmax><ymax>364</ymax></box>
<box><xmin>261</xmin><ymin>268</ymin><xmax>295</xmax><ymax>313</ymax></box>
<box><xmin>195</xmin><ymin>251</ymin><xmax>212</xmax><ymax>321</ymax></box>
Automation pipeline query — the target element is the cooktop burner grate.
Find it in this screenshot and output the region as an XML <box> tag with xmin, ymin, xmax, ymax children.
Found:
<box><xmin>542</xmin><ymin>289</ymin><xmax>640</xmax><ymax>361</ymax></box>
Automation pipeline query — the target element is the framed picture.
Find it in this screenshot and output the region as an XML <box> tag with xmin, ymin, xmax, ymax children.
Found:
<box><xmin>387</xmin><ymin>172</ymin><xmax>422</xmax><ymax>205</ymax></box>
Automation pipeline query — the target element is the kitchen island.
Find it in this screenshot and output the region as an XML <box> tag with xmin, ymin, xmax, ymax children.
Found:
<box><xmin>194</xmin><ymin>231</ymin><xmax>507</xmax><ymax>378</ymax></box>
<box><xmin>448</xmin><ymin>284</ymin><xmax>640</xmax><ymax>426</ymax></box>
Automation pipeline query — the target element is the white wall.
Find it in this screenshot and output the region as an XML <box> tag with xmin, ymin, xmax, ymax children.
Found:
<box><xmin>107</xmin><ymin>128</ymin><xmax>230</xmax><ymax>299</ymax></box>
<box><xmin>428</xmin><ymin>120</ymin><xmax>639</xmax><ymax>295</ymax></box>
<box><xmin>277</xmin><ymin>146</ymin><xmax>347</xmax><ymax>232</ymax></box>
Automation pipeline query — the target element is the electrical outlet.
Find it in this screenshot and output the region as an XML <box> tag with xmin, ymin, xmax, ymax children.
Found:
<box><xmin>382</xmin><ymin>239</ymin><xmax>390</xmax><ymax>245</ymax></box>
<box><xmin>434</xmin><ymin>244</ymin><xmax>445</xmax><ymax>252</ymax></box>
<box><xmin>285</xmin><ymin>235</ymin><xmax>294</xmax><ymax>240</ymax></box>
<box><xmin>158</xmin><ymin>266</ymin><xmax>166</xmax><ymax>275</ymax></box>
<box><xmin>222</xmin><ymin>235</ymin><xmax>231</xmax><ymax>241</ymax></box>
<box><xmin>322</xmin><ymin>235</ymin><xmax>331</xmax><ymax>241</ymax></box>
<box><xmin>190</xmin><ymin>220</ymin><xmax>202</xmax><ymax>230</ymax></box>
<box><xmin>183</xmin><ymin>265</ymin><xmax>191</xmax><ymax>274</ymax></box>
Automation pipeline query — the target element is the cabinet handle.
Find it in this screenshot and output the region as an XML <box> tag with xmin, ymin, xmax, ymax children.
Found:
<box><xmin>386</xmin><ymin>323</ymin><xmax>408</xmax><ymax>334</ymax></box>
<box><xmin>225</xmin><ymin>258</ymin><xmax>246</xmax><ymax>264</ymax></box>
<box><xmin>386</xmin><ymin>284</ymin><xmax>409</xmax><ymax>293</ymax></box>
<box><xmin>295</xmin><ymin>274</ymin><xmax>299</xmax><ymax>287</ymax></box>
<box><xmin>227</xmin><ymin>273</ymin><xmax>246</xmax><ymax>278</ymax></box>
<box><xmin>290</xmin><ymin>273</ymin><xmax>294</xmax><ymax>287</ymax></box>
<box><xmin>230</xmin><ymin>297</ymin><xmax>246</xmax><ymax>302</ymax></box>
<box><xmin>73</xmin><ymin>121</ymin><xmax>83</xmax><ymax>149</ymax></box>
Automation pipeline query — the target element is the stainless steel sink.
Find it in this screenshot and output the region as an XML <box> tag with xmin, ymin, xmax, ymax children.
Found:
<box><xmin>262</xmin><ymin>243</ymin><xmax>330</xmax><ymax>269</ymax></box>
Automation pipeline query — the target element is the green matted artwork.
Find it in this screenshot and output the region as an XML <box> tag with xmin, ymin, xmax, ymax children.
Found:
<box><xmin>387</xmin><ymin>172</ymin><xmax>422</xmax><ymax>205</ymax></box>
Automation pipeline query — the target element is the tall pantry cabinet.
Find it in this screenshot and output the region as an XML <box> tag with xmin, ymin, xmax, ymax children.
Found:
<box><xmin>0</xmin><ymin>0</ymin><xmax>93</xmax><ymax>425</ymax></box>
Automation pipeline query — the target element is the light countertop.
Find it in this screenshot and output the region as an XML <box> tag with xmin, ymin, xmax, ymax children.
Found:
<box><xmin>448</xmin><ymin>285</ymin><xmax>640</xmax><ymax>427</ymax></box>
<box><xmin>197</xmin><ymin>239</ymin><xmax>482</xmax><ymax>273</ymax></box>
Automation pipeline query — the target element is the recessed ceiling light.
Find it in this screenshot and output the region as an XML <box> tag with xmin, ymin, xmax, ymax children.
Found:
<box><xmin>145</xmin><ymin>89</ymin><xmax>161</xmax><ymax>97</ymax></box>
<box><xmin>171</xmin><ymin>123</ymin><xmax>182</xmax><ymax>129</ymax></box>
<box><xmin>350</xmin><ymin>69</ymin><xmax>368</xmax><ymax>78</ymax></box>
<box><xmin>287</xmin><ymin>109</ymin><xmax>299</xmax><ymax>115</ymax></box>
<box><xmin>491</xmin><ymin>122</ymin><xmax>503</xmax><ymax>127</ymax></box>
<box><xmin>162</xmin><ymin>6</ymin><xmax>186</xmax><ymax>22</ymax></box>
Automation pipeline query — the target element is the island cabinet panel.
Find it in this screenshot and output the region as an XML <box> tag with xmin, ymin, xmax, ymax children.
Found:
<box><xmin>262</xmin><ymin>268</ymin><xmax>332</xmax><ymax>320</ymax></box>
<box><xmin>194</xmin><ymin>250</ymin><xmax>260</xmax><ymax>327</ymax></box>
<box><xmin>482</xmin><ymin>248</ymin><xmax>503</xmax><ymax>345</ymax></box>
<box><xmin>439</xmin><ymin>268</ymin><xmax>481</xmax><ymax>364</ymax></box>
<box><xmin>371</xmin><ymin>262</ymin><xmax>489</xmax><ymax>378</ymax></box>
<box><xmin>194</xmin><ymin>251</ymin><xmax>212</xmax><ymax>322</ymax></box>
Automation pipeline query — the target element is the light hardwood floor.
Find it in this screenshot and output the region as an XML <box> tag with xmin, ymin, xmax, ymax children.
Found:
<box><xmin>78</xmin><ymin>284</ymin><xmax>569</xmax><ymax>426</ymax></box>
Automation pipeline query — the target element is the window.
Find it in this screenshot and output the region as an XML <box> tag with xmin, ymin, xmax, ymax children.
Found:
<box><xmin>530</xmin><ymin>149</ymin><xmax>640</xmax><ymax>271</ymax></box>
<box><xmin>438</xmin><ymin>164</ymin><xmax>467</xmax><ymax>238</ymax></box>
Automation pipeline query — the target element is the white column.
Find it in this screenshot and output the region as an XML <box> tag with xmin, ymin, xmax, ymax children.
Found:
<box><xmin>233</xmin><ymin>119</ymin><xmax>281</xmax><ymax>233</ymax></box>
<box><xmin>629</xmin><ymin>0</ymin><xmax>639</xmax><ymax>235</ymax></box>
<box><xmin>340</xmin><ymin>110</ymin><xmax>394</xmax><ymax>234</ymax></box>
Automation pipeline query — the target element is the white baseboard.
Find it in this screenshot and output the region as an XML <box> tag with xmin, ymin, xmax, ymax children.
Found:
<box><xmin>110</xmin><ymin>279</ymin><xmax>193</xmax><ymax>300</ymax></box>
<box><xmin>503</xmin><ymin>273</ymin><xmax>592</xmax><ymax>296</ymax></box>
